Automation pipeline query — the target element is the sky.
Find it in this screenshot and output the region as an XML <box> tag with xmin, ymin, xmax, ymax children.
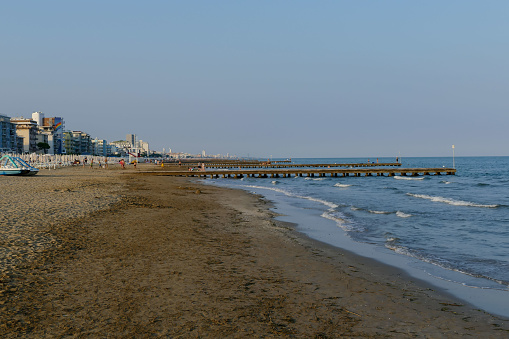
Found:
<box><xmin>1</xmin><ymin>1</ymin><xmax>508</xmax><ymax>158</ymax></box>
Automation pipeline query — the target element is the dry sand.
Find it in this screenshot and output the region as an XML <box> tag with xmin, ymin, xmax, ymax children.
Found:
<box><xmin>0</xmin><ymin>164</ymin><xmax>508</xmax><ymax>337</ymax></box>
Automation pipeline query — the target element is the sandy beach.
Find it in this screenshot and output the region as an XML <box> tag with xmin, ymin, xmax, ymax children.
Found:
<box><xmin>0</xmin><ymin>164</ymin><xmax>508</xmax><ymax>337</ymax></box>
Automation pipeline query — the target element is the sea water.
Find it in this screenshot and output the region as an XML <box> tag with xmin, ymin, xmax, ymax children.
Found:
<box><xmin>206</xmin><ymin>157</ymin><xmax>509</xmax><ymax>317</ymax></box>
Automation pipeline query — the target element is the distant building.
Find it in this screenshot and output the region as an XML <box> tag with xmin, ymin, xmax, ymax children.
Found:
<box><xmin>92</xmin><ymin>138</ymin><xmax>108</xmax><ymax>156</ymax></box>
<box><xmin>11</xmin><ymin>117</ymin><xmax>38</xmax><ymax>153</ymax></box>
<box><xmin>32</xmin><ymin>111</ymin><xmax>44</xmax><ymax>126</ymax></box>
<box><xmin>31</xmin><ymin>112</ymin><xmax>65</xmax><ymax>154</ymax></box>
<box><xmin>126</xmin><ymin>134</ymin><xmax>136</xmax><ymax>147</ymax></box>
<box><xmin>110</xmin><ymin>140</ymin><xmax>130</xmax><ymax>155</ymax></box>
<box><xmin>0</xmin><ymin>114</ymin><xmax>18</xmax><ymax>153</ymax></box>
<box><xmin>42</xmin><ymin>117</ymin><xmax>65</xmax><ymax>154</ymax></box>
<box><xmin>138</xmin><ymin>140</ymin><xmax>150</xmax><ymax>154</ymax></box>
<box><xmin>63</xmin><ymin>130</ymin><xmax>91</xmax><ymax>154</ymax></box>
<box><xmin>107</xmin><ymin>143</ymin><xmax>118</xmax><ymax>155</ymax></box>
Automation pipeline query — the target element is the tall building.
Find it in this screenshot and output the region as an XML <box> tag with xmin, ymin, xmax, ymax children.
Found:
<box><xmin>63</xmin><ymin>131</ymin><xmax>91</xmax><ymax>155</ymax></box>
<box><xmin>138</xmin><ymin>140</ymin><xmax>149</xmax><ymax>154</ymax></box>
<box><xmin>126</xmin><ymin>134</ymin><xmax>136</xmax><ymax>147</ymax></box>
<box><xmin>92</xmin><ymin>138</ymin><xmax>108</xmax><ymax>156</ymax></box>
<box><xmin>42</xmin><ymin>116</ymin><xmax>65</xmax><ymax>154</ymax></box>
<box><xmin>0</xmin><ymin>114</ymin><xmax>18</xmax><ymax>153</ymax></box>
<box><xmin>31</xmin><ymin>112</ymin><xmax>65</xmax><ymax>154</ymax></box>
<box><xmin>32</xmin><ymin>112</ymin><xmax>44</xmax><ymax>126</ymax></box>
<box><xmin>11</xmin><ymin>117</ymin><xmax>38</xmax><ymax>153</ymax></box>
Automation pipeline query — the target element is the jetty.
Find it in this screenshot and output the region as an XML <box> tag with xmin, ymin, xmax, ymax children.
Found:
<box><xmin>163</xmin><ymin>161</ymin><xmax>401</xmax><ymax>169</ymax></box>
<box><xmin>140</xmin><ymin>166</ymin><xmax>456</xmax><ymax>179</ymax></box>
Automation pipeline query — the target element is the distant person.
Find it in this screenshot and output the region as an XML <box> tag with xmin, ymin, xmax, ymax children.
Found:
<box><xmin>104</xmin><ymin>157</ymin><xmax>108</xmax><ymax>168</ymax></box>
<box><xmin>133</xmin><ymin>160</ymin><xmax>137</xmax><ymax>169</ymax></box>
<box><xmin>90</xmin><ymin>159</ymin><xmax>94</xmax><ymax>169</ymax></box>
<box><xmin>120</xmin><ymin>159</ymin><xmax>125</xmax><ymax>169</ymax></box>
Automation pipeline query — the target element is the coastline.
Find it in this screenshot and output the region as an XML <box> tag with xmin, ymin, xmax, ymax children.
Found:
<box><xmin>1</xmin><ymin>165</ymin><xmax>507</xmax><ymax>337</ymax></box>
<box><xmin>245</xmin><ymin>184</ymin><xmax>509</xmax><ymax>319</ymax></box>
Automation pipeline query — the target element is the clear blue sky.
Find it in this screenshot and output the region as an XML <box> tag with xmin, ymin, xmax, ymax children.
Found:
<box><xmin>1</xmin><ymin>1</ymin><xmax>508</xmax><ymax>157</ymax></box>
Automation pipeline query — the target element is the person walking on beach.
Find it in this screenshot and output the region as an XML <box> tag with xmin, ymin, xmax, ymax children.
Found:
<box><xmin>90</xmin><ymin>159</ymin><xmax>94</xmax><ymax>169</ymax></box>
<box><xmin>104</xmin><ymin>156</ymin><xmax>108</xmax><ymax>169</ymax></box>
<box><xmin>120</xmin><ymin>159</ymin><xmax>125</xmax><ymax>169</ymax></box>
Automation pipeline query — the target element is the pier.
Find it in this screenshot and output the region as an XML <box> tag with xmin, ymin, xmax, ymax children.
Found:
<box><xmin>140</xmin><ymin>167</ymin><xmax>456</xmax><ymax>179</ymax></box>
<box><xmin>163</xmin><ymin>162</ymin><xmax>401</xmax><ymax>169</ymax></box>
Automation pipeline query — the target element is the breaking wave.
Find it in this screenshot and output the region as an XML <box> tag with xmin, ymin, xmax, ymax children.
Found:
<box><xmin>396</xmin><ymin>211</ymin><xmax>412</xmax><ymax>218</ymax></box>
<box><xmin>334</xmin><ymin>183</ymin><xmax>352</xmax><ymax>188</ymax></box>
<box><xmin>406</xmin><ymin>193</ymin><xmax>499</xmax><ymax>208</ymax></box>
<box><xmin>394</xmin><ymin>176</ymin><xmax>425</xmax><ymax>181</ymax></box>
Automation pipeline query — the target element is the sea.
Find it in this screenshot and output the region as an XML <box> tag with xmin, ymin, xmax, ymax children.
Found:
<box><xmin>204</xmin><ymin>157</ymin><xmax>509</xmax><ymax>318</ymax></box>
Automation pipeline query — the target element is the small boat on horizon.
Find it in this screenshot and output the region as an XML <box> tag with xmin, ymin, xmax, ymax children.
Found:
<box><xmin>0</xmin><ymin>155</ymin><xmax>39</xmax><ymax>176</ymax></box>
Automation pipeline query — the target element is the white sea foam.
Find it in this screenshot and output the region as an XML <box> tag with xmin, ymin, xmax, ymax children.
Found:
<box><xmin>306</xmin><ymin>196</ymin><xmax>338</xmax><ymax>209</ymax></box>
<box><xmin>321</xmin><ymin>211</ymin><xmax>352</xmax><ymax>231</ymax></box>
<box><xmin>243</xmin><ymin>185</ymin><xmax>338</xmax><ymax>209</ymax></box>
<box><xmin>304</xmin><ymin>177</ymin><xmax>325</xmax><ymax>181</ymax></box>
<box><xmin>334</xmin><ymin>183</ymin><xmax>352</xmax><ymax>188</ymax></box>
<box><xmin>271</xmin><ymin>181</ymin><xmax>278</xmax><ymax>185</ymax></box>
<box><xmin>369</xmin><ymin>210</ymin><xmax>391</xmax><ymax>214</ymax></box>
<box><xmin>407</xmin><ymin>193</ymin><xmax>499</xmax><ymax>208</ymax></box>
<box><xmin>394</xmin><ymin>176</ymin><xmax>425</xmax><ymax>181</ymax></box>
<box><xmin>385</xmin><ymin>243</ymin><xmax>509</xmax><ymax>289</ymax></box>
<box><xmin>396</xmin><ymin>211</ymin><xmax>412</xmax><ymax>218</ymax></box>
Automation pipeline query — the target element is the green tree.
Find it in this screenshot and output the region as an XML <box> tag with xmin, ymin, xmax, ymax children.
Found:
<box><xmin>37</xmin><ymin>142</ymin><xmax>51</xmax><ymax>154</ymax></box>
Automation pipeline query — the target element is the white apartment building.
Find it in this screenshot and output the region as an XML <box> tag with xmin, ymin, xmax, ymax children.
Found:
<box><xmin>11</xmin><ymin>117</ymin><xmax>38</xmax><ymax>153</ymax></box>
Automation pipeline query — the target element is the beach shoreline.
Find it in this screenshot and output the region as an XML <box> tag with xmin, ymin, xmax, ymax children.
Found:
<box><xmin>1</xmin><ymin>165</ymin><xmax>508</xmax><ymax>337</ymax></box>
<box><xmin>235</xmin><ymin>182</ymin><xmax>509</xmax><ymax>319</ymax></box>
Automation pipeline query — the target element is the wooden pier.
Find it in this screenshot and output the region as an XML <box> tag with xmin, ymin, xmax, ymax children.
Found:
<box><xmin>164</xmin><ymin>162</ymin><xmax>401</xmax><ymax>169</ymax></box>
<box><xmin>140</xmin><ymin>167</ymin><xmax>456</xmax><ymax>179</ymax></box>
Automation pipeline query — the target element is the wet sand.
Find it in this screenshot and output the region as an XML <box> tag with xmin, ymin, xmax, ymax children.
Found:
<box><xmin>1</xmin><ymin>164</ymin><xmax>508</xmax><ymax>337</ymax></box>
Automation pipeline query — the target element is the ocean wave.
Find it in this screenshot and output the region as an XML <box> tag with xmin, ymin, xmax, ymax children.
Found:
<box><xmin>306</xmin><ymin>196</ymin><xmax>339</xmax><ymax>209</ymax></box>
<box><xmin>334</xmin><ymin>183</ymin><xmax>352</xmax><ymax>188</ymax></box>
<box><xmin>385</xmin><ymin>243</ymin><xmax>509</xmax><ymax>289</ymax></box>
<box><xmin>394</xmin><ymin>176</ymin><xmax>425</xmax><ymax>181</ymax></box>
<box><xmin>321</xmin><ymin>211</ymin><xmax>353</xmax><ymax>231</ymax></box>
<box><xmin>406</xmin><ymin>193</ymin><xmax>499</xmax><ymax>208</ymax></box>
<box><xmin>243</xmin><ymin>185</ymin><xmax>338</xmax><ymax>209</ymax></box>
<box><xmin>368</xmin><ymin>210</ymin><xmax>391</xmax><ymax>214</ymax></box>
<box><xmin>396</xmin><ymin>211</ymin><xmax>412</xmax><ymax>218</ymax></box>
<box><xmin>305</xmin><ymin>177</ymin><xmax>325</xmax><ymax>181</ymax></box>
